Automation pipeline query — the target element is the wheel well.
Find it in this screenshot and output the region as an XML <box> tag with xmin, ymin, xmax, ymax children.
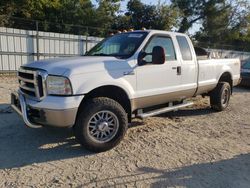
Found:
<box><xmin>77</xmin><ymin>85</ymin><xmax>132</xmax><ymax>122</ymax></box>
<box><xmin>218</xmin><ymin>72</ymin><xmax>233</xmax><ymax>93</ymax></box>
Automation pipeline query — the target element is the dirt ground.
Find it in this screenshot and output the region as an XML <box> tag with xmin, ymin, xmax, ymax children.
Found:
<box><xmin>0</xmin><ymin>75</ymin><xmax>249</xmax><ymax>188</ymax></box>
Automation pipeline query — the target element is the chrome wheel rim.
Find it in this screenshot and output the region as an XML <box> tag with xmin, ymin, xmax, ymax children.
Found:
<box><xmin>87</xmin><ymin>110</ymin><xmax>119</xmax><ymax>143</ymax></box>
<box><xmin>221</xmin><ymin>88</ymin><xmax>230</xmax><ymax>106</ymax></box>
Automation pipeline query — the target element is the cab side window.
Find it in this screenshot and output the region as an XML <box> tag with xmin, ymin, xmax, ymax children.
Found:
<box><xmin>176</xmin><ymin>36</ymin><xmax>192</xmax><ymax>61</ymax></box>
<box><xmin>144</xmin><ymin>36</ymin><xmax>176</xmax><ymax>63</ymax></box>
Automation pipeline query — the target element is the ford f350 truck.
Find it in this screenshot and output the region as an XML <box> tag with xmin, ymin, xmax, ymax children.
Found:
<box><xmin>11</xmin><ymin>30</ymin><xmax>241</xmax><ymax>152</ymax></box>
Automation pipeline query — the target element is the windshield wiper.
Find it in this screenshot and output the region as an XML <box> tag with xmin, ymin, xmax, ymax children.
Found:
<box><xmin>90</xmin><ymin>53</ymin><xmax>110</xmax><ymax>56</ymax></box>
<box><xmin>86</xmin><ymin>53</ymin><xmax>128</xmax><ymax>59</ymax></box>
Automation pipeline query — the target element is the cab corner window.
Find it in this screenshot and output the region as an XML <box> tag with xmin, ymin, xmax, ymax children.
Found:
<box><xmin>176</xmin><ymin>36</ymin><xmax>192</xmax><ymax>61</ymax></box>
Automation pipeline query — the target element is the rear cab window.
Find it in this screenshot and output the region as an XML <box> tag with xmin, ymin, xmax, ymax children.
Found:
<box><xmin>176</xmin><ymin>36</ymin><xmax>193</xmax><ymax>61</ymax></box>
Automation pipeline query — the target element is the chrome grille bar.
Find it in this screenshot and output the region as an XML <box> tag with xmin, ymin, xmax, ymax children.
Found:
<box><xmin>19</xmin><ymin>84</ymin><xmax>36</xmax><ymax>92</ymax></box>
<box><xmin>18</xmin><ymin>67</ymin><xmax>47</xmax><ymax>101</ymax></box>
<box><xmin>18</xmin><ymin>76</ymin><xmax>35</xmax><ymax>83</ymax></box>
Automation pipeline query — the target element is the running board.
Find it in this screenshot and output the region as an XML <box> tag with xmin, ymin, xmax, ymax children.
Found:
<box><xmin>137</xmin><ymin>102</ymin><xmax>194</xmax><ymax>119</ymax></box>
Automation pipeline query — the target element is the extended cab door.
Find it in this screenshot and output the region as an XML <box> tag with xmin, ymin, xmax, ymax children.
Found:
<box><xmin>175</xmin><ymin>35</ymin><xmax>198</xmax><ymax>97</ymax></box>
<box><xmin>135</xmin><ymin>35</ymin><xmax>182</xmax><ymax>108</ymax></box>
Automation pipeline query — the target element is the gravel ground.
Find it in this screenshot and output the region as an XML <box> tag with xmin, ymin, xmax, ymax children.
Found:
<box><xmin>0</xmin><ymin>76</ymin><xmax>250</xmax><ymax>188</ymax></box>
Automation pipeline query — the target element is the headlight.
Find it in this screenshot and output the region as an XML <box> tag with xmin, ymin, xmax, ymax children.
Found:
<box><xmin>46</xmin><ymin>75</ymin><xmax>72</xmax><ymax>95</ymax></box>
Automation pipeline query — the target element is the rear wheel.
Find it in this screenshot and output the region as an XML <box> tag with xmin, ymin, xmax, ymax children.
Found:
<box><xmin>74</xmin><ymin>97</ymin><xmax>128</xmax><ymax>152</ymax></box>
<box><xmin>210</xmin><ymin>82</ymin><xmax>231</xmax><ymax>111</ymax></box>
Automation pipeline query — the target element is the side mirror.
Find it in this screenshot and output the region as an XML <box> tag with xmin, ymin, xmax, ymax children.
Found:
<box><xmin>138</xmin><ymin>51</ymin><xmax>147</xmax><ymax>59</ymax></box>
<box><xmin>152</xmin><ymin>46</ymin><xmax>165</xmax><ymax>64</ymax></box>
<box><xmin>138</xmin><ymin>51</ymin><xmax>148</xmax><ymax>66</ymax></box>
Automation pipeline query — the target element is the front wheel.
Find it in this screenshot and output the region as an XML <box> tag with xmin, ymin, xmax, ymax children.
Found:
<box><xmin>210</xmin><ymin>82</ymin><xmax>231</xmax><ymax>111</ymax></box>
<box><xmin>74</xmin><ymin>97</ymin><xmax>128</xmax><ymax>152</ymax></box>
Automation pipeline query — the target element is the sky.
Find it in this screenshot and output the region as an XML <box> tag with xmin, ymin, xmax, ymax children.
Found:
<box><xmin>92</xmin><ymin>0</ymin><xmax>171</xmax><ymax>12</ymax></box>
<box><xmin>119</xmin><ymin>0</ymin><xmax>171</xmax><ymax>12</ymax></box>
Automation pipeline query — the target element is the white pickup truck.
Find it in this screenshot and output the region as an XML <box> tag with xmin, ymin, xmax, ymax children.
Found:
<box><xmin>11</xmin><ymin>30</ymin><xmax>241</xmax><ymax>152</ymax></box>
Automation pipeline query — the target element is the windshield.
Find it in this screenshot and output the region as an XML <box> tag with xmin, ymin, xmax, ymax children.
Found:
<box><xmin>86</xmin><ymin>32</ymin><xmax>148</xmax><ymax>59</ymax></box>
<box><xmin>242</xmin><ymin>61</ymin><xmax>250</xmax><ymax>69</ymax></box>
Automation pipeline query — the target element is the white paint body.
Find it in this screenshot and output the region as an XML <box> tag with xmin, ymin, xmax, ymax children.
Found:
<box><xmin>23</xmin><ymin>30</ymin><xmax>241</xmax><ymax>111</ymax></box>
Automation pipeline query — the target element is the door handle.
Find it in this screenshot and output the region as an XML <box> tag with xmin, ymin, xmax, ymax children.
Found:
<box><xmin>177</xmin><ymin>66</ymin><xmax>181</xmax><ymax>75</ymax></box>
<box><xmin>123</xmin><ymin>71</ymin><xmax>135</xmax><ymax>75</ymax></box>
<box><xmin>172</xmin><ymin>66</ymin><xmax>181</xmax><ymax>75</ymax></box>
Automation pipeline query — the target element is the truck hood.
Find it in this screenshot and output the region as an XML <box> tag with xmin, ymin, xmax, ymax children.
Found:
<box><xmin>23</xmin><ymin>56</ymin><xmax>132</xmax><ymax>76</ymax></box>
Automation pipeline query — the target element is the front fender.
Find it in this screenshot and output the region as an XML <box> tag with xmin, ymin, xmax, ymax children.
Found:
<box><xmin>69</xmin><ymin>71</ymin><xmax>136</xmax><ymax>99</ymax></box>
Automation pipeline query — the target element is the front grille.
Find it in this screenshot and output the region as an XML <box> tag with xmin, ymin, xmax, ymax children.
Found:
<box><xmin>18</xmin><ymin>67</ymin><xmax>47</xmax><ymax>101</ymax></box>
<box><xmin>37</xmin><ymin>75</ymin><xmax>44</xmax><ymax>97</ymax></box>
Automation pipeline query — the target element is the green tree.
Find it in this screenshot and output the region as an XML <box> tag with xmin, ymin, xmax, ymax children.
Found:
<box><xmin>171</xmin><ymin>0</ymin><xmax>206</xmax><ymax>32</ymax></box>
<box><xmin>112</xmin><ymin>0</ymin><xmax>179</xmax><ymax>31</ymax></box>
<box><xmin>194</xmin><ymin>0</ymin><xmax>250</xmax><ymax>51</ymax></box>
<box><xmin>195</xmin><ymin>1</ymin><xmax>231</xmax><ymax>43</ymax></box>
<box><xmin>91</xmin><ymin>0</ymin><xmax>121</xmax><ymax>35</ymax></box>
<box><xmin>0</xmin><ymin>0</ymin><xmax>121</xmax><ymax>36</ymax></box>
<box><xmin>155</xmin><ymin>2</ymin><xmax>181</xmax><ymax>31</ymax></box>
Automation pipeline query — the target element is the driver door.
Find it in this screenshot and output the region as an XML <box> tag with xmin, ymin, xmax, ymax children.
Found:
<box><xmin>135</xmin><ymin>35</ymin><xmax>182</xmax><ymax>108</ymax></box>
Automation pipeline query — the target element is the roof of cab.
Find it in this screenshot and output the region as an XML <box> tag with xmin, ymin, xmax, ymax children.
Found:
<box><xmin>131</xmin><ymin>29</ymin><xmax>188</xmax><ymax>37</ymax></box>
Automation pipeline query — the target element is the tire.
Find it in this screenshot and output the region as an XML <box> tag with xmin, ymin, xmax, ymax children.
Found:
<box><xmin>74</xmin><ymin>97</ymin><xmax>128</xmax><ymax>152</ymax></box>
<box><xmin>210</xmin><ymin>82</ymin><xmax>231</xmax><ymax>111</ymax></box>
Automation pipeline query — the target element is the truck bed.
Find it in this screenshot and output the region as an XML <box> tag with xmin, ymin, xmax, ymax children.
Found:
<box><xmin>196</xmin><ymin>58</ymin><xmax>241</xmax><ymax>95</ymax></box>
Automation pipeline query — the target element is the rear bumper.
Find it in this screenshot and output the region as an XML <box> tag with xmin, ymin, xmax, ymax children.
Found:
<box><xmin>233</xmin><ymin>77</ymin><xmax>242</xmax><ymax>86</ymax></box>
<box><xmin>11</xmin><ymin>91</ymin><xmax>84</xmax><ymax>128</ymax></box>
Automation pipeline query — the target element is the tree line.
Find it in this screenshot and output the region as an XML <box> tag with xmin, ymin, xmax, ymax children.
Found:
<box><xmin>0</xmin><ymin>0</ymin><xmax>249</xmax><ymax>51</ymax></box>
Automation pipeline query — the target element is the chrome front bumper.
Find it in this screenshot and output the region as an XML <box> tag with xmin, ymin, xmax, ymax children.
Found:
<box><xmin>11</xmin><ymin>91</ymin><xmax>78</xmax><ymax>128</ymax></box>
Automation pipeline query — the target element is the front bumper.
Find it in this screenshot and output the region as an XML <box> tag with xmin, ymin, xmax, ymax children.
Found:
<box><xmin>11</xmin><ymin>91</ymin><xmax>84</xmax><ymax>128</ymax></box>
